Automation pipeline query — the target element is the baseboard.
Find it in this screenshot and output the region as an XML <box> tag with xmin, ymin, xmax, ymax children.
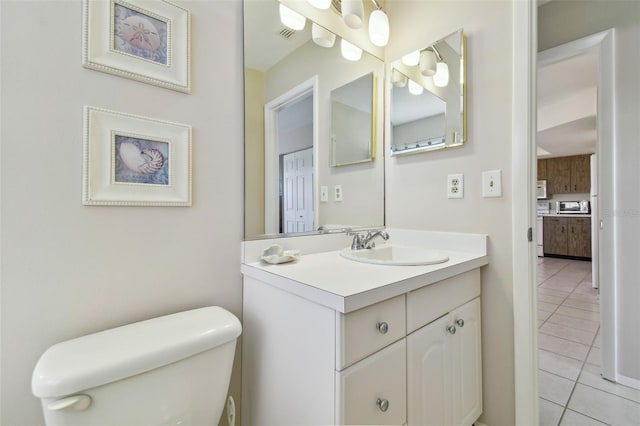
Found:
<box><xmin>616</xmin><ymin>374</ymin><xmax>640</xmax><ymax>391</ymax></box>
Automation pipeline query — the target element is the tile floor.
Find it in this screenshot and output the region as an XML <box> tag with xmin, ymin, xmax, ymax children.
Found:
<box><xmin>537</xmin><ymin>257</ymin><xmax>640</xmax><ymax>425</ymax></box>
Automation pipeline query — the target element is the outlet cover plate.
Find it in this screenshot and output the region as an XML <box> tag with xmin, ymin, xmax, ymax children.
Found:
<box><xmin>334</xmin><ymin>185</ymin><xmax>343</xmax><ymax>202</ymax></box>
<box><xmin>447</xmin><ymin>174</ymin><xmax>464</xmax><ymax>199</ymax></box>
<box><xmin>320</xmin><ymin>186</ymin><xmax>328</xmax><ymax>202</ymax></box>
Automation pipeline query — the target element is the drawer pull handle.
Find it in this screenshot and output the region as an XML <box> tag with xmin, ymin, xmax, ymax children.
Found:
<box><xmin>456</xmin><ymin>319</ymin><xmax>465</xmax><ymax>328</ymax></box>
<box><xmin>376</xmin><ymin>322</ymin><xmax>389</xmax><ymax>334</ymax></box>
<box><xmin>447</xmin><ymin>325</ymin><xmax>457</xmax><ymax>335</ymax></box>
<box><xmin>377</xmin><ymin>398</ymin><xmax>389</xmax><ymax>412</ymax></box>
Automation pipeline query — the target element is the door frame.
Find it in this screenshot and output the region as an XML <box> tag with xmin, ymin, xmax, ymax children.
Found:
<box><xmin>264</xmin><ymin>76</ymin><xmax>319</xmax><ymax>234</ymax></box>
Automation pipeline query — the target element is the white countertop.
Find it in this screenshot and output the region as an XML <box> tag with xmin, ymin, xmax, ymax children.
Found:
<box><xmin>540</xmin><ymin>213</ymin><xmax>592</xmax><ymax>218</ymax></box>
<box><xmin>241</xmin><ymin>229</ymin><xmax>488</xmax><ymax>313</ymax></box>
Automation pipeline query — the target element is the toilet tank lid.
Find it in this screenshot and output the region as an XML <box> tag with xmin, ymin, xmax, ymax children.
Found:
<box><xmin>32</xmin><ymin>306</ymin><xmax>241</xmax><ymax>398</ymax></box>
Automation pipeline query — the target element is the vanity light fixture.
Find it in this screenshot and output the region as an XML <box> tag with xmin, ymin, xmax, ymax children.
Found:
<box><xmin>312</xmin><ymin>23</ymin><xmax>336</xmax><ymax>48</ymax></box>
<box><xmin>307</xmin><ymin>0</ymin><xmax>332</xmax><ymax>9</ymax></box>
<box><xmin>340</xmin><ymin>38</ymin><xmax>363</xmax><ymax>61</ymax></box>
<box><xmin>279</xmin><ymin>4</ymin><xmax>306</xmax><ymax>31</ymax></box>
<box><xmin>402</xmin><ymin>50</ymin><xmax>420</xmax><ymax>66</ymax></box>
<box><xmin>391</xmin><ymin>69</ymin><xmax>407</xmax><ymax>87</ymax></box>
<box><xmin>341</xmin><ymin>0</ymin><xmax>364</xmax><ymax>29</ymax></box>
<box><xmin>407</xmin><ymin>79</ymin><xmax>424</xmax><ymax>95</ymax></box>
<box><xmin>368</xmin><ymin>0</ymin><xmax>389</xmax><ymax>47</ymax></box>
<box><xmin>433</xmin><ymin>61</ymin><xmax>450</xmax><ymax>87</ymax></box>
<box><xmin>419</xmin><ymin>49</ymin><xmax>437</xmax><ymax>76</ymax></box>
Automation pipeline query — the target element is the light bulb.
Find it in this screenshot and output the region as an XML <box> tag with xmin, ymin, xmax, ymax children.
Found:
<box><xmin>391</xmin><ymin>69</ymin><xmax>407</xmax><ymax>88</ymax></box>
<box><xmin>341</xmin><ymin>39</ymin><xmax>362</xmax><ymax>61</ymax></box>
<box><xmin>368</xmin><ymin>9</ymin><xmax>389</xmax><ymax>47</ymax></box>
<box><xmin>433</xmin><ymin>62</ymin><xmax>450</xmax><ymax>87</ymax></box>
<box><xmin>402</xmin><ymin>50</ymin><xmax>420</xmax><ymax>67</ymax></box>
<box><xmin>408</xmin><ymin>79</ymin><xmax>424</xmax><ymax>95</ymax></box>
<box><xmin>279</xmin><ymin>4</ymin><xmax>306</xmax><ymax>31</ymax></box>
<box><xmin>307</xmin><ymin>0</ymin><xmax>331</xmax><ymax>9</ymax></box>
<box><xmin>342</xmin><ymin>0</ymin><xmax>364</xmax><ymax>29</ymax></box>
<box><xmin>312</xmin><ymin>23</ymin><xmax>335</xmax><ymax>48</ymax></box>
<box><xmin>419</xmin><ymin>50</ymin><xmax>437</xmax><ymax>77</ymax></box>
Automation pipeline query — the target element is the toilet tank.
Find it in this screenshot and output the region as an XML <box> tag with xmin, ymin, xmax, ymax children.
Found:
<box><xmin>32</xmin><ymin>306</ymin><xmax>241</xmax><ymax>426</ymax></box>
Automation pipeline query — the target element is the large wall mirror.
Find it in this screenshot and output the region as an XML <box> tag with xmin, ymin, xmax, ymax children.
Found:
<box><xmin>244</xmin><ymin>0</ymin><xmax>385</xmax><ymax>240</ymax></box>
<box><xmin>390</xmin><ymin>29</ymin><xmax>466</xmax><ymax>155</ymax></box>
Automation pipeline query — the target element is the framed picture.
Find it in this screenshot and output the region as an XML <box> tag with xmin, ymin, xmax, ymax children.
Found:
<box><xmin>83</xmin><ymin>106</ymin><xmax>192</xmax><ymax>206</ymax></box>
<box><xmin>82</xmin><ymin>0</ymin><xmax>191</xmax><ymax>93</ymax></box>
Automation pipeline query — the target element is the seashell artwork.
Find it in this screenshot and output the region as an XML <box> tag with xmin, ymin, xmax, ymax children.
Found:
<box><xmin>120</xmin><ymin>15</ymin><xmax>161</xmax><ymax>51</ymax></box>
<box><xmin>115</xmin><ymin>136</ymin><xmax>169</xmax><ymax>185</ymax></box>
<box><xmin>113</xmin><ymin>4</ymin><xmax>168</xmax><ymax>65</ymax></box>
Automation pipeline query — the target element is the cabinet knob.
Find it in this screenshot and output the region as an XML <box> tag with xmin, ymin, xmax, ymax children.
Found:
<box><xmin>376</xmin><ymin>322</ymin><xmax>389</xmax><ymax>334</ymax></box>
<box><xmin>376</xmin><ymin>398</ymin><xmax>389</xmax><ymax>412</ymax></box>
<box><xmin>447</xmin><ymin>325</ymin><xmax>457</xmax><ymax>335</ymax></box>
<box><xmin>456</xmin><ymin>318</ymin><xmax>465</xmax><ymax>328</ymax></box>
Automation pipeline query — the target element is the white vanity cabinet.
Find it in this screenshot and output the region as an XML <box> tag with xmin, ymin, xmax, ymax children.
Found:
<box><xmin>241</xmin><ymin>264</ymin><xmax>483</xmax><ymax>426</ymax></box>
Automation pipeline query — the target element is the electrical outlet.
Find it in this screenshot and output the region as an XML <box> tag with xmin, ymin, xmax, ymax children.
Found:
<box><xmin>334</xmin><ymin>185</ymin><xmax>343</xmax><ymax>202</ymax></box>
<box><xmin>320</xmin><ymin>186</ymin><xmax>328</xmax><ymax>202</ymax></box>
<box><xmin>482</xmin><ymin>169</ymin><xmax>502</xmax><ymax>197</ymax></box>
<box><xmin>447</xmin><ymin>174</ymin><xmax>464</xmax><ymax>199</ymax></box>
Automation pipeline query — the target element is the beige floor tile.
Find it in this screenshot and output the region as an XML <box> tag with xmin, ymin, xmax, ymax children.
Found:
<box><xmin>539</xmin><ymin>370</ymin><xmax>576</xmax><ymax>406</ymax></box>
<box><xmin>593</xmin><ymin>329</ymin><xmax>601</xmax><ymax>348</ymax></box>
<box><xmin>546</xmin><ymin>313</ymin><xmax>599</xmax><ymax>333</ymax></box>
<box><xmin>540</xmin><ymin>322</ymin><xmax>597</xmax><ymax>345</ymax></box>
<box><xmin>578</xmin><ymin>363</ymin><xmax>640</xmax><ymax>404</ymax></box>
<box><xmin>539</xmin><ymin>287</ymin><xmax>572</xmax><ymax>298</ymax></box>
<box><xmin>586</xmin><ymin>346</ymin><xmax>602</xmax><ymax>367</ymax></box>
<box><xmin>568</xmin><ymin>384</ymin><xmax>640</xmax><ymax>426</ymax></box>
<box><xmin>541</xmin><ymin>280</ymin><xmax>582</xmax><ymax>293</ymax></box>
<box><xmin>540</xmin><ymin>301</ymin><xmax>561</xmax><ymax>313</ymax></box>
<box><xmin>562</xmin><ymin>299</ymin><xmax>600</xmax><ymax>313</ymax></box>
<box><xmin>560</xmin><ymin>409</ymin><xmax>608</xmax><ymax>425</ymax></box>
<box><xmin>539</xmin><ymin>349</ymin><xmax>584</xmax><ymax>381</ymax></box>
<box><xmin>540</xmin><ymin>293</ymin><xmax>569</xmax><ymax>305</ymax></box>
<box><xmin>556</xmin><ymin>306</ymin><xmax>600</xmax><ymax>322</ymax></box>
<box><xmin>573</xmin><ymin>283</ymin><xmax>599</xmax><ymax>296</ymax></box>
<box><xmin>540</xmin><ymin>397</ymin><xmax>565</xmax><ymax>426</ymax></box>
<box><xmin>539</xmin><ymin>309</ymin><xmax>554</xmax><ymax>321</ymax></box>
<box><xmin>538</xmin><ymin>333</ymin><xmax>590</xmax><ymax>361</ymax></box>
<box><xmin>567</xmin><ymin>292</ymin><xmax>599</xmax><ymax>304</ymax></box>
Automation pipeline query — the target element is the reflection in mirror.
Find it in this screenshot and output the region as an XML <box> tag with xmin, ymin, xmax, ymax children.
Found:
<box><xmin>330</xmin><ymin>72</ymin><xmax>375</xmax><ymax>166</ymax></box>
<box><xmin>390</xmin><ymin>29</ymin><xmax>466</xmax><ymax>155</ymax></box>
<box><xmin>243</xmin><ymin>0</ymin><xmax>385</xmax><ymax>240</ymax></box>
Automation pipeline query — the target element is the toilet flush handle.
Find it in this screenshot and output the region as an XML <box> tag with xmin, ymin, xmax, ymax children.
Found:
<box><xmin>47</xmin><ymin>394</ymin><xmax>92</xmax><ymax>411</ymax></box>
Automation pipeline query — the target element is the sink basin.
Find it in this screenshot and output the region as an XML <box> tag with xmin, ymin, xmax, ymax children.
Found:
<box><xmin>340</xmin><ymin>245</ymin><xmax>449</xmax><ymax>266</ymax></box>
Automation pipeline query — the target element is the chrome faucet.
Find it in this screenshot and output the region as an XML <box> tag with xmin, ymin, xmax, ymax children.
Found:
<box><xmin>349</xmin><ymin>230</ymin><xmax>389</xmax><ymax>250</ymax></box>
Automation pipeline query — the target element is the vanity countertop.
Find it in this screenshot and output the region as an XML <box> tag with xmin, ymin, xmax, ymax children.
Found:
<box><xmin>241</xmin><ymin>229</ymin><xmax>488</xmax><ymax>313</ymax></box>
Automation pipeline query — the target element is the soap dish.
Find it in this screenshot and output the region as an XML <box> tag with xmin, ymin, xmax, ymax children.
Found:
<box><xmin>260</xmin><ymin>244</ymin><xmax>300</xmax><ymax>264</ymax></box>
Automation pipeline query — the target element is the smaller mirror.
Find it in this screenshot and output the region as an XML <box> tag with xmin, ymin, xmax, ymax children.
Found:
<box><xmin>330</xmin><ymin>72</ymin><xmax>376</xmax><ymax>166</ymax></box>
<box><xmin>390</xmin><ymin>29</ymin><xmax>465</xmax><ymax>155</ymax></box>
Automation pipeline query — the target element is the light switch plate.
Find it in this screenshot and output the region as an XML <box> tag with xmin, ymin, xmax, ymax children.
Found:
<box><xmin>334</xmin><ymin>185</ymin><xmax>343</xmax><ymax>202</ymax></box>
<box><xmin>447</xmin><ymin>174</ymin><xmax>464</xmax><ymax>199</ymax></box>
<box><xmin>482</xmin><ymin>169</ymin><xmax>502</xmax><ymax>197</ymax></box>
<box><xmin>320</xmin><ymin>186</ymin><xmax>328</xmax><ymax>202</ymax></box>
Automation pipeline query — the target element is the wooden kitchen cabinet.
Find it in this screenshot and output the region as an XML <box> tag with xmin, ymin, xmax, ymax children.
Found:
<box><xmin>568</xmin><ymin>217</ymin><xmax>592</xmax><ymax>258</ymax></box>
<box><xmin>543</xmin><ymin>216</ymin><xmax>591</xmax><ymax>259</ymax></box>
<box><xmin>544</xmin><ymin>155</ymin><xmax>591</xmax><ymax>194</ymax></box>
<box><xmin>537</xmin><ymin>159</ymin><xmax>547</xmax><ymax>180</ymax></box>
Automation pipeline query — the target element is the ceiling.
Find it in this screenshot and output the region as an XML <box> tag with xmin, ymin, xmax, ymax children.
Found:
<box><xmin>536</xmin><ymin>49</ymin><xmax>598</xmax><ymax>158</ymax></box>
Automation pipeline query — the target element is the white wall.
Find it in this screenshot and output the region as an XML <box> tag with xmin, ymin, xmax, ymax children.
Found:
<box><xmin>385</xmin><ymin>1</ymin><xmax>515</xmax><ymax>424</ymax></box>
<box><xmin>0</xmin><ymin>1</ymin><xmax>244</xmax><ymax>424</ymax></box>
<box><xmin>539</xmin><ymin>0</ymin><xmax>640</xmax><ymax>386</ymax></box>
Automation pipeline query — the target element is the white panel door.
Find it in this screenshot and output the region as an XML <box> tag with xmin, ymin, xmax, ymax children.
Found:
<box><xmin>451</xmin><ymin>298</ymin><xmax>483</xmax><ymax>426</ymax></box>
<box><xmin>407</xmin><ymin>314</ymin><xmax>452</xmax><ymax>426</ymax></box>
<box><xmin>283</xmin><ymin>148</ymin><xmax>314</xmax><ymax>233</ymax></box>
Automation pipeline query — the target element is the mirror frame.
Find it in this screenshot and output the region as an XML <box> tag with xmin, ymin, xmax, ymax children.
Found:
<box><xmin>388</xmin><ymin>29</ymin><xmax>467</xmax><ymax>156</ymax></box>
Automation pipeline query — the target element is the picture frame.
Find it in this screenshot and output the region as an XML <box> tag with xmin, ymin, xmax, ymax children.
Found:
<box><xmin>82</xmin><ymin>0</ymin><xmax>191</xmax><ymax>93</ymax></box>
<box><xmin>83</xmin><ymin>106</ymin><xmax>192</xmax><ymax>206</ymax></box>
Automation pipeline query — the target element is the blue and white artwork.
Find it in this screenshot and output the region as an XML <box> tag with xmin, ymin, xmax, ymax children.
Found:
<box><xmin>113</xmin><ymin>3</ymin><xmax>168</xmax><ymax>65</ymax></box>
<box><xmin>114</xmin><ymin>135</ymin><xmax>169</xmax><ymax>185</ymax></box>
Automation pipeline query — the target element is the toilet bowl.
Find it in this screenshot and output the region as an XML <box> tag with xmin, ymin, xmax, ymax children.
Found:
<box><xmin>32</xmin><ymin>306</ymin><xmax>241</xmax><ymax>426</ymax></box>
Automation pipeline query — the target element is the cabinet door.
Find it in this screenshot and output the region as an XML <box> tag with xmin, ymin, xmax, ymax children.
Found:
<box><xmin>568</xmin><ymin>217</ymin><xmax>592</xmax><ymax>258</ymax></box>
<box><xmin>547</xmin><ymin>157</ymin><xmax>572</xmax><ymax>194</ymax></box>
<box><xmin>571</xmin><ymin>155</ymin><xmax>591</xmax><ymax>193</ymax></box>
<box><xmin>451</xmin><ymin>298</ymin><xmax>483</xmax><ymax>426</ymax></box>
<box><xmin>407</xmin><ymin>314</ymin><xmax>453</xmax><ymax>426</ymax></box>
<box><xmin>336</xmin><ymin>339</ymin><xmax>407</xmax><ymax>425</ymax></box>
<box><xmin>537</xmin><ymin>158</ymin><xmax>547</xmax><ymax>180</ymax></box>
<box><xmin>543</xmin><ymin>217</ymin><xmax>568</xmax><ymax>255</ymax></box>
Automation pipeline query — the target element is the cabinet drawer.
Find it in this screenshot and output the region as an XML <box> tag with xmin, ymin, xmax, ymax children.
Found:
<box><xmin>406</xmin><ymin>269</ymin><xmax>480</xmax><ymax>333</ymax></box>
<box><xmin>336</xmin><ymin>339</ymin><xmax>406</xmax><ymax>425</ymax></box>
<box><xmin>336</xmin><ymin>294</ymin><xmax>406</xmax><ymax>370</ymax></box>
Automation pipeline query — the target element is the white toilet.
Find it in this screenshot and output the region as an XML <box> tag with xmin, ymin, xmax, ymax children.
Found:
<box><xmin>32</xmin><ymin>306</ymin><xmax>241</xmax><ymax>426</ymax></box>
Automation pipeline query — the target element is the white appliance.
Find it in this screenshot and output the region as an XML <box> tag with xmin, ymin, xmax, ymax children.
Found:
<box><xmin>591</xmin><ymin>154</ymin><xmax>599</xmax><ymax>289</ymax></box>
<box><xmin>536</xmin><ymin>180</ymin><xmax>548</xmax><ymax>199</ymax></box>
<box><xmin>536</xmin><ymin>201</ymin><xmax>550</xmax><ymax>257</ymax></box>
